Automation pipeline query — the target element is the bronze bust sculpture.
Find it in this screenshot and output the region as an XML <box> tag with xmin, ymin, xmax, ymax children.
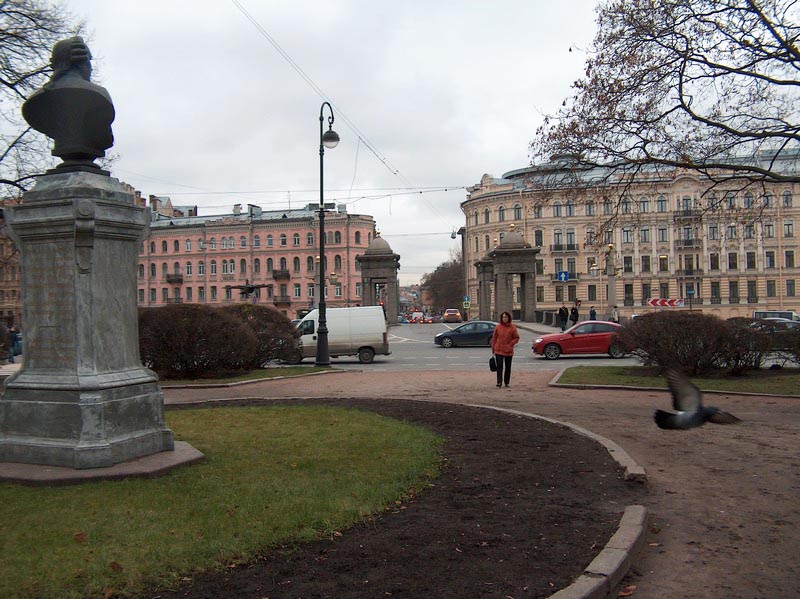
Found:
<box><xmin>22</xmin><ymin>36</ymin><xmax>115</xmax><ymax>173</ymax></box>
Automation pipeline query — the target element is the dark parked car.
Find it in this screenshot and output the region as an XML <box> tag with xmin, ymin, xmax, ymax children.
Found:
<box><xmin>532</xmin><ymin>321</ymin><xmax>626</xmax><ymax>359</ymax></box>
<box><xmin>434</xmin><ymin>320</ymin><xmax>497</xmax><ymax>348</ymax></box>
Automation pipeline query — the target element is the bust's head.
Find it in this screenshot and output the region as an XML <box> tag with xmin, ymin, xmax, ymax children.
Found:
<box><xmin>50</xmin><ymin>36</ymin><xmax>92</xmax><ymax>82</ymax></box>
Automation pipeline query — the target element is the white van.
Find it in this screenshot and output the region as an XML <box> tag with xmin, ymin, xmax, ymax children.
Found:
<box><xmin>296</xmin><ymin>306</ymin><xmax>390</xmax><ymax>363</ymax></box>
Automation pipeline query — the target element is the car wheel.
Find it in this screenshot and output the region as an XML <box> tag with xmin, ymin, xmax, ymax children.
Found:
<box><xmin>608</xmin><ymin>343</ymin><xmax>625</xmax><ymax>358</ymax></box>
<box><xmin>543</xmin><ymin>343</ymin><xmax>561</xmax><ymax>360</ymax></box>
<box><xmin>441</xmin><ymin>337</ymin><xmax>454</xmax><ymax>348</ymax></box>
<box><xmin>358</xmin><ymin>347</ymin><xmax>375</xmax><ymax>364</ymax></box>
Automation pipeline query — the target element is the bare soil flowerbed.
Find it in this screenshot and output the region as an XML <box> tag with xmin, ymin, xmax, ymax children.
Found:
<box><xmin>157</xmin><ymin>398</ymin><xmax>643</xmax><ymax>599</ymax></box>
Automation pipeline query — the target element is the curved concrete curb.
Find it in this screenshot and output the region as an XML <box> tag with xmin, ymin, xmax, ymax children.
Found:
<box><xmin>160</xmin><ymin>368</ymin><xmax>347</xmax><ymax>389</ymax></box>
<box><xmin>549</xmin><ymin>505</ymin><xmax>648</xmax><ymax>599</ymax></box>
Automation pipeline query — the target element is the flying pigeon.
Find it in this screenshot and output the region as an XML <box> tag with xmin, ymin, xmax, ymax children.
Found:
<box><xmin>654</xmin><ymin>370</ymin><xmax>742</xmax><ymax>430</ymax></box>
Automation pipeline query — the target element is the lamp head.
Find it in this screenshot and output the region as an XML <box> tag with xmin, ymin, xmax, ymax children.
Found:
<box><xmin>322</xmin><ymin>127</ymin><xmax>340</xmax><ymax>149</ymax></box>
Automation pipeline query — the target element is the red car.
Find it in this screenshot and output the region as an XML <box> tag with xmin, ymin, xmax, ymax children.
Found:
<box><xmin>532</xmin><ymin>321</ymin><xmax>627</xmax><ymax>359</ymax></box>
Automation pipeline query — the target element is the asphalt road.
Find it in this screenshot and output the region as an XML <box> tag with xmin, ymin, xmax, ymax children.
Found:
<box><xmin>325</xmin><ymin>322</ymin><xmax>640</xmax><ymax>371</ymax></box>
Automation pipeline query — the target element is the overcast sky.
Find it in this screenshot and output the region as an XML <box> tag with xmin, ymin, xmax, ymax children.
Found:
<box><xmin>65</xmin><ymin>0</ymin><xmax>598</xmax><ymax>285</ymax></box>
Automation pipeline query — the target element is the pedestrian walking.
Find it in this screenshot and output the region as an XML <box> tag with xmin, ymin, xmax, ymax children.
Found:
<box><xmin>558</xmin><ymin>303</ymin><xmax>569</xmax><ymax>331</ymax></box>
<box><xmin>569</xmin><ymin>305</ymin><xmax>579</xmax><ymax>327</ymax></box>
<box><xmin>491</xmin><ymin>311</ymin><xmax>520</xmax><ymax>388</ymax></box>
<box><xmin>611</xmin><ymin>305</ymin><xmax>620</xmax><ymax>323</ymax></box>
<box><xmin>589</xmin><ymin>306</ymin><xmax>597</xmax><ymax>320</ymax></box>
<box><xmin>6</xmin><ymin>326</ymin><xmax>16</xmax><ymax>364</ymax></box>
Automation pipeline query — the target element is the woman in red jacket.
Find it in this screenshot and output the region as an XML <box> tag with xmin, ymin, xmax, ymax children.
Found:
<box><xmin>491</xmin><ymin>311</ymin><xmax>520</xmax><ymax>388</ymax></box>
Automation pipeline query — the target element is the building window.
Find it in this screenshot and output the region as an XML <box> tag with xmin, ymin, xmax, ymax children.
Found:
<box><xmin>354</xmin><ymin>231</ymin><xmax>361</xmax><ymax>244</ymax></box>
<box><xmin>240</xmin><ymin>259</ymin><xmax>247</xmax><ymax>274</ymax></box>
<box><xmin>639</xmin><ymin>198</ymin><xmax>649</xmax><ymax>213</ymax></box>
<box><xmin>185</xmin><ymin>262</ymin><xmax>192</xmax><ymax>275</ymax></box>
<box><xmin>786</xmin><ymin>250</ymin><xmax>795</xmax><ymax>268</ymax></box>
<box><xmin>211</xmin><ymin>286</ymin><xmax>217</xmax><ymax>300</ymax></box>
<box><xmin>221</xmin><ymin>260</ymin><xmax>229</xmax><ymax>275</ymax></box>
<box><xmin>744</xmin><ymin>192</ymin><xmax>754</xmax><ymax>209</ymax></box>
<box><xmin>603</xmin><ymin>200</ymin><xmax>612</xmax><ymax>215</ymax></box>
<box><xmin>641</xmin><ymin>255</ymin><xmax>651</xmax><ymax>272</ymax></box>
<box><xmin>335</xmin><ymin>285</ymin><xmax>342</xmax><ymax>297</ymax></box>
<box><xmin>657</xmin><ymin>196</ymin><xmax>667</xmax><ymax>212</ymax></box>
<box><xmin>267</xmin><ymin>235</ymin><xmax>273</xmax><ymax>247</ymax></box>
<box><xmin>555</xmin><ymin>286</ymin><xmax>564</xmax><ymax>302</ymax></box>
<box><xmin>763</xmin><ymin>193</ymin><xmax>773</xmax><ymax>208</ymax></box>
<box><xmin>254</xmin><ymin>235</ymin><xmax>261</xmax><ymax>247</ymax></box>
<box><xmin>565</xmin><ymin>201</ymin><xmax>575</xmax><ymax>216</ymax></box>
<box><xmin>210</xmin><ymin>238</ymin><xmax>217</xmax><ymax>250</ymax></box>
<box><xmin>710</xmin><ymin>281</ymin><xmax>720</xmax><ymax>300</ymax></box>
<box><xmin>186</xmin><ymin>287</ymin><xmax>193</xmax><ymax>302</ymax></box>
<box><xmin>537</xmin><ymin>286</ymin><xmax>546</xmax><ymax>302</ymax></box>
<box><xmin>622</xmin><ymin>228</ymin><xmax>632</xmax><ymax>244</ymax></box>
<box><xmin>767</xmin><ymin>280</ymin><xmax>777</xmax><ymax>297</ymax></box>
<box><xmin>484</xmin><ymin>235</ymin><xmax>490</xmax><ymax>251</ymax></box>
<box><xmin>744</xmin><ymin>224</ymin><xmax>755</xmax><ymax>239</ymax></box>
<box><xmin>553</xmin><ymin>203</ymin><xmax>562</xmax><ymax>217</ymax></box>
<box><xmin>149</xmin><ymin>288</ymin><xmax>156</xmax><ymax>302</ymax></box>
<box><xmin>162</xmin><ymin>288</ymin><xmax>168</xmax><ymax>301</ymax></box>
<box><xmin>149</xmin><ymin>263</ymin><xmax>156</xmax><ymax>277</ymax></box>
<box><xmin>198</xmin><ymin>287</ymin><xmax>205</xmax><ymax>301</ymax></box>
<box><xmin>728</xmin><ymin>253</ymin><xmax>738</xmax><ymax>270</ymax></box>
<box><xmin>198</xmin><ymin>261</ymin><xmax>205</xmax><ymax>275</ymax></box>
<box><xmin>307</xmin><ymin>284</ymin><xmax>315</xmax><ymax>298</ymax></box>
<box><xmin>623</xmin><ymin>255</ymin><xmax>633</xmax><ymax>273</ymax></box>
<box><xmin>642</xmin><ymin>283</ymin><xmax>651</xmax><ymax>302</ymax></box>
<box><xmin>766</xmin><ymin>251</ymin><xmax>775</xmax><ymax>268</ymax></box>
<box><xmin>785</xmin><ymin>221</ymin><xmax>794</xmax><ymax>237</ymax></box>
<box><xmin>514</xmin><ymin>204</ymin><xmax>522</xmax><ymax>220</ymax></box>
<box><xmin>305</xmin><ymin>232</ymin><xmax>313</xmax><ymax>245</ymax></box>
<box><xmin>185</xmin><ymin>239</ymin><xmax>192</xmax><ymax>251</ymax></box>
<box><xmin>586</xmin><ymin>201</ymin><xmax>595</xmax><ymax>216</ymax></box>
<box><xmin>294</xmin><ymin>284</ymin><xmax>301</xmax><ymax>298</ymax></box>
<box><xmin>659</xmin><ymin>255</ymin><xmax>669</xmax><ymax>272</ymax></box>
<box><xmin>726</xmin><ymin>192</ymin><xmax>736</xmax><ymax>209</ymax></box>
<box><xmin>279</xmin><ymin>257</ymin><xmax>287</xmax><ymax>271</ymax></box>
<box><xmin>709</xmin><ymin>224</ymin><xmax>719</xmax><ymax>240</ymax></box>
<box><xmin>291</xmin><ymin>233</ymin><xmax>299</xmax><ymax>246</ymax></box>
<box><xmin>640</xmin><ymin>227</ymin><xmax>650</xmax><ymax>243</ymax></box>
<box><xmin>280</xmin><ymin>234</ymin><xmax>287</xmax><ymax>246</ymax></box>
<box><xmin>710</xmin><ymin>253</ymin><xmax>720</xmax><ymax>270</ymax></box>
<box><xmin>729</xmin><ymin>281</ymin><xmax>739</xmax><ymax>302</ymax></box>
<box><xmin>484</xmin><ymin>209</ymin><xmax>490</xmax><ymax>224</ymax></box>
<box><xmin>498</xmin><ymin>206</ymin><xmax>506</xmax><ymax>222</ymax></box>
<box><xmin>535</xmin><ymin>230</ymin><xmax>544</xmax><ymax>246</ymax></box>
<box><xmin>658</xmin><ymin>227</ymin><xmax>668</xmax><ymax>242</ymax></box>
<box><xmin>533</xmin><ymin>205</ymin><xmax>542</xmax><ymax>218</ymax></box>
<box><xmin>210</xmin><ymin>260</ymin><xmax>217</xmax><ymax>275</ymax></box>
<box><xmin>355</xmin><ymin>282</ymin><xmax>362</xmax><ymax>297</ymax></box>
<box><xmin>240</xmin><ymin>236</ymin><xmax>247</xmax><ymax>248</ymax></box>
<box><xmin>788</xmin><ymin>280</ymin><xmax>796</xmax><ymax>296</ymax></box>
<box><xmin>254</xmin><ymin>258</ymin><xmax>260</xmax><ymax>273</ymax></box>
<box><xmin>727</xmin><ymin>224</ymin><xmax>737</xmax><ymax>239</ymax></box>
<box><xmin>764</xmin><ymin>223</ymin><xmax>775</xmax><ymax>238</ymax></box>
<box><xmin>150</xmin><ymin>241</ymin><xmax>155</xmax><ymax>253</ymax></box>
<box><xmin>783</xmin><ymin>191</ymin><xmax>793</xmax><ymax>207</ymax></box>
<box><xmin>621</xmin><ymin>199</ymin><xmax>631</xmax><ymax>214</ymax></box>
<box><xmin>746</xmin><ymin>252</ymin><xmax>756</xmax><ymax>269</ymax></box>
<box><xmin>221</xmin><ymin>237</ymin><xmax>228</xmax><ymax>250</ymax></box>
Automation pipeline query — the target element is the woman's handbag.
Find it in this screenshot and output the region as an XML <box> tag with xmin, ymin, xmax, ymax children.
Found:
<box><xmin>489</xmin><ymin>356</ymin><xmax>497</xmax><ymax>372</ymax></box>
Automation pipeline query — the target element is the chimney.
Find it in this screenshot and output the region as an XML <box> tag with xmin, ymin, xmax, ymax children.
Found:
<box><xmin>233</xmin><ymin>204</ymin><xmax>242</xmax><ymax>215</ymax></box>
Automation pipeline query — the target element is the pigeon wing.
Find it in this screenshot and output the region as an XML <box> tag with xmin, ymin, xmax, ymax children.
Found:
<box><xmin>665</xmin><ymin>370</ymin><xmax>702</xmax><ymax>412</ymax></box>
<box><xmin>708</xmin><ymin>409</ymin><xmax>742</xmax><ymax>425</ymax></box>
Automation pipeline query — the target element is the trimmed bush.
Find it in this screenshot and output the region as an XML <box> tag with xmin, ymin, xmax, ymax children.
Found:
<box><xmin>718</xmin><ymin>318</ymin><xmax>772</xmax><ymax>374</ymax></box>
<box><xmin>138</xmin><ymin>304</ymin><xmax>258</xmax><ymax>379</ymax></box>
<box><xmin>218</xmin><ymin>303</ymin><xmax>300</xmax><ymax>365</ymax></box>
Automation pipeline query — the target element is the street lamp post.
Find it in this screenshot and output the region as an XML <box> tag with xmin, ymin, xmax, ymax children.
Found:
<box><xmin>316</xmin><ymin>101</ymin><xmax>340</xmax><ymax>366</ymax></box>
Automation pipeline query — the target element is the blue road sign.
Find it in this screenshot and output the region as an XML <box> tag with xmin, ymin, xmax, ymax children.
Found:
<box><xmin>557</xmin><ymin>271</ymin><xmax>569</xmax><ymax>282</ymax></box>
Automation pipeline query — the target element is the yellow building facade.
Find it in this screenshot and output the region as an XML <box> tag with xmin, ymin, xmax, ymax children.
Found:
<box><xmin>462</xmin><ymin>155</ymin><xmax>800</xmax><ymax>321</ymax></box>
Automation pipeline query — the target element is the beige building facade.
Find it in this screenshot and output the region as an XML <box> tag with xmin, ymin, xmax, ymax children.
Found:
<box><xmin>462</xmin><ymin>154</ymin><xmax>800</xmax><ymax>321</ymax></box>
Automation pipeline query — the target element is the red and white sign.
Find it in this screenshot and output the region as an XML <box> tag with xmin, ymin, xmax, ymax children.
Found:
<box><xmin>646</xmin><ymin>298</ymin><xmax>685</xmax><ymax>307</ymax></box>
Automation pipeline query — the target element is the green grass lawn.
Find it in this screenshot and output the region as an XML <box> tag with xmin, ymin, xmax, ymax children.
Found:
<box><xmin>557</xmin><ymin>365</ymin><xmax>800</xmax><ymax>395</ymax></box>
<box><xmin>0</xmin><ymin>406</ymin><xmax>442</xmax><ymax>599</ymax></box>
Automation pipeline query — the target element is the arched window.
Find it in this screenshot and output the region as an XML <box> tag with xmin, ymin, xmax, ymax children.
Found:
<box><xmin>327</xmin><ymin>231</ymin><xmax>334</xmax><ymax>244</ymax></box>
<box><xmin>240</xmin><ymin>259</ymin><xmax>246</xmax><ymax>274</ymax></box>
<box><xmin>293</xmin><ymin>233</ymin><xmax>300</xmax><ymax>246</ymax></box>
<box><xmin>307</xmin><ymin>232</ymin><xmax>314</xmax><ymax>245</ymax></box>
<box><xmin>185</xmin><ymin>262</ymin><xmax>192</xmax><ymax>275</ymax></box>
<box><xmin>293</xmin><ymin>257</ymin><xmax>300</xmax><ymax>271</ymax></box>
<box><xmin>150</xmin><ymin>241</ymin><xmax>155</xmax><ymax>253</ymax></box>
<box><xmin>553</xmin><ymin>202</ymin><xmax>562</xmax><ymax>217</ymax></box>
<box><xmin>173</xmin><ymin>240</ymin><xmax>179</xmax><ymax>252</ymax></box>
<box><xmin>267</xmin><ymin>235</ymin><xmax>273</xmax><ymax>247</ymax></box>
<box><xmin>483</xmin><ymin>209</ymin><xmax>490</xmax><ymax>224</ymax></box>
<box><xmin>334</xmin><ymin>255</ymin><xmax>342</xmax><ymax>271</ymax></box>
<box><xmin>565</xmin><ymin>201</ymin><xmax>575</xmax><ymax>216</ymax></box>
<box><xmin>221</xmin><ymin>260</ymin><xmax>228</xmax><ymax>274</ymax></box>
<box><xmin>280</xmin><ymin>234</ymin><xmax>287</xmax><ymax>246</ymax></box>
<box><xmin>210</xmin><ymin>260</ymin><xmax>217</xmax><ymax>275</ymax></box>
<box><xmin>229</xmin><ymin>260</ymin><xmax>235</xmax><ymax>274</ymax></box>
<box><xmin>210</xmin><ymin>238</ymin><xmax>217</xmax><ymax>250</ymax></box>
<box><xmin>198</xmin><ymin>261</ymin><xmax>205</xmax><ymax>275</ymax></box>
<box><xmin>185</xmin><ymin>239</ymin><xmax>192</xmax><ymax>251</ymax></box>
<box><xmin>585</xmin><ymin>201</ymin><xmax>595</xmax><ymax>216</ymax></box>
<box><xmin>173</xmin><ymin>261</ymin><xmax>180</xmax><ymax>274</ymax></box>
<box><xmin>280</xmin><ymin>257</ymin><xmax>287</xmax><ymax>270</ymax></box>
<box><xmin>498</xmin><ymin>206</ymin><xmax>506</xmax><ymax>222</ymax></box>
<box><xmin>307</xmin><ymin>256</ymin><xmax>315</xmax><ymax>271</ymax></box>
<box><xmin>150</xmin><ymin>264</ymin><xmax>156</xmax><ymax>277</ymax></box>
<box><xmin>474</xmin><ymin>211</ymin><xmax>479</xmax><ymax>226</ymax></box>
<box><xmin>138</xmin><ymin>264</ymin><xmax>145</xmax><ymax>278</ymax></box>
<box><xmin>253</xmin><ymin>258</ymin><xmax>260</xmax><ymax>273</ymax></box>
<box><xmin>228</xmin><ymin>236</ymin><xmax>234</xmax><ymax>247</ymax></box>
<box><xmin>161</xmin><ymin>263</ymin><xmax>168</xmax><ymax>277</ymax></box>
<box><xmin>355</xmin><ymin>231</ymin><xmax>361</xmax><ymax>244</ymax></box>
<box><xmin>197</xmin><ymin>238</ymin><xmax>204</xmax><ymax>250</ymax></box>
<box><xmin>513</xmin><ymin>204</ymin><xmax>522</xmax><ymax>220</ymax></box>
<box><xmin>240</xmin><ymin>236</ymin><xmax>247</xmax><ymax>248</ymax></box>
<box><xmin>267</xmin><ymin>258</ymin><xmax>274</xmax><ymax>271</ymax></box>
<box><xmin>254</xmin><ymin>235</ymin><xmax>261</xmax><ymax>247</ymax></box>
<box><xmin>334</xmin><ymin>231</ymin><xmax>342</xmax><ymax>244</ymax></box>
<box><xmin>221</xmin><ymin>237</ymin><xmax>228</xmax><ymax>249</ymax></box>
<box><xmin>161</xmin><ymin>241</ymin><xmax>168</xmax><ymax>253</ymax></box>
<box><xmin>784</xmin><ymin>191</ymin><xmax>793</xmax><ymax>207</ymax></box>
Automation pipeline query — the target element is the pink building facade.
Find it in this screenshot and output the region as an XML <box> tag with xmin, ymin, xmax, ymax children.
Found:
<box><xmin>138</xmin><ymin>203</ymin><xmax>376</xmax><ymax>317</ymax></box>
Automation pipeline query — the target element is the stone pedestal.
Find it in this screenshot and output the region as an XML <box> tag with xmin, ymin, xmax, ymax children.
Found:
<box><xmin>0</xmin><ymin>172</ymin><xmax>174</xmax><ymax>469</ymax></box>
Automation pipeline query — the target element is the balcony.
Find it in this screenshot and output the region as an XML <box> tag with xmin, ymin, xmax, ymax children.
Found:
<box><xmin>674</xmin><ymin>209</ymin><xmax>702</xmax><ymax>220</ymax></box>
<box><xmin>166</xmin><ymin>273</ymin><xmax>183</xmax><ymax>284</ymax></box>
<box><xmin>273</xmin><ymin>295</ymin><xmax>292</xmax><ymax>306</ymax></box>
<box><xmin>710</xmin><ymin>297</ymin><xmax>722</xmax><ymax>304</ymax></box>
<box><xmin>676</xmin><ymin>269</ymin><xmax>704</xmax><ymax>277</ymax></box>
<box><xmin>623</xmin><ymin>298</ymin><xmax>635</xmax><ymax>306</ymax></box>
<box><xmin>730</xmin><ymin>296</ymin><xmax>741</xmax><ymax>304</ymax></box>
<box><xmin>675</xmin><ymin>239</ymin><xmax>702</xmax><ymax>248</ymax></box>
<box><xmin>549</xmin><ymin>243</ymin><xmax>580</xmax><ymax>253</ymax></box>
<box><xmin>747</xmin><ymin>296</ymin><xmax>759</xmax><ymax>304</ymax></box>
<box><xmin>272</xmin><ymin>269</ymin><xmax>291</xmax><ymax>280</ymax></box>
